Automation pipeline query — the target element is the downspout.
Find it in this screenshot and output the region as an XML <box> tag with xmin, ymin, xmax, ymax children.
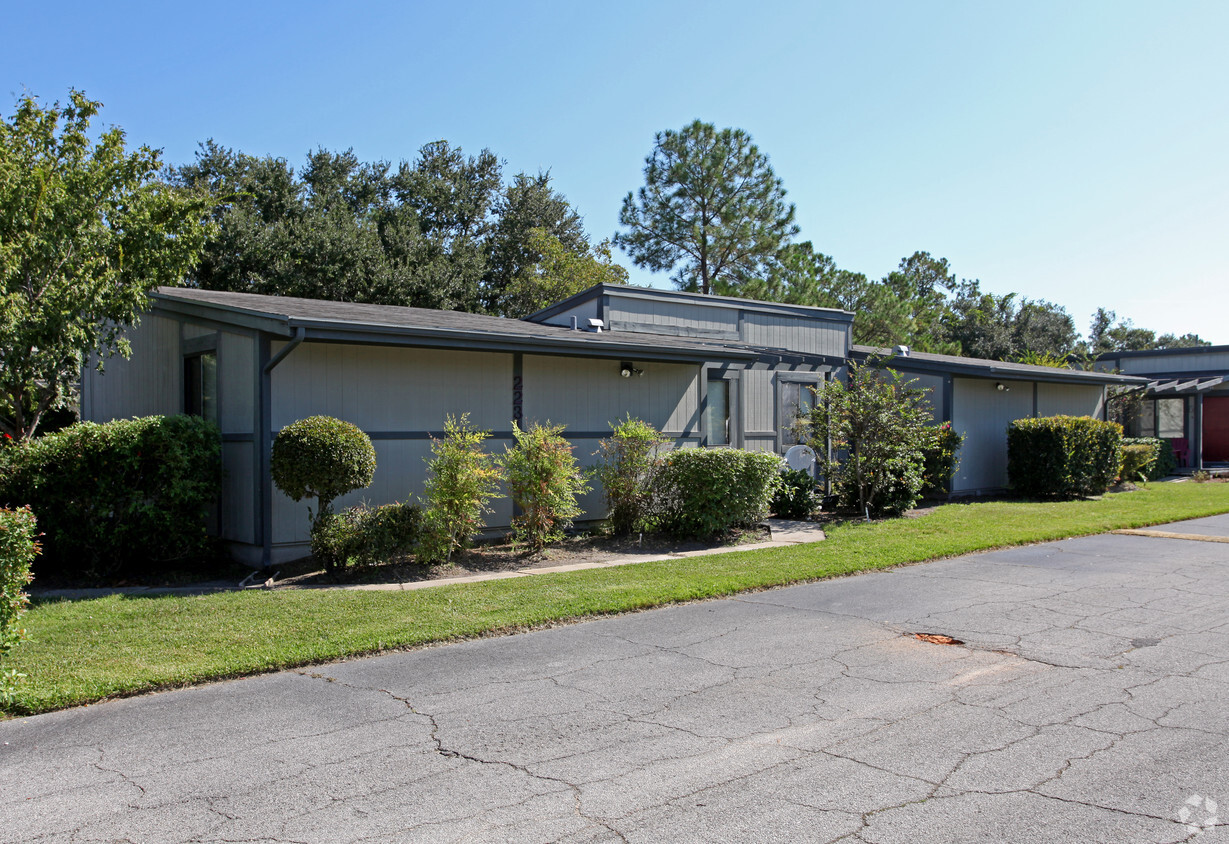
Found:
<box><xmin>258</xmin><ymin>326</ymin><xmax>306</xmax><ymax>568</ymax></box>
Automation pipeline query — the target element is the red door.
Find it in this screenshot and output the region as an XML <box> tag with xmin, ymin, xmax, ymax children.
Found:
<box><xmin>1205</xmin><ymin>396</ymin><xmax>1229</xmax><ymax>462</ymax></box>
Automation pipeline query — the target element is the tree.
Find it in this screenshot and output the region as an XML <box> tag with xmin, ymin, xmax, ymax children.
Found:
<box><xmin>615</xmin><ymin>120</ymin><xmax>798</xmax><ymax>295</ymax></box>
<box><xmin>805</xmin><ymin>361</ymin><xmax>934</xmax><ymax>517</ymax></box>
<box><xmin>745</xmin><ymin>242</ymin><xmax>915</xmax><ymax>349</ymax></box>
<box><xmin>0</xmin><ymin>91</ymin><xmax>209</xmax><ymax>441</ymax></box>
<box><xmin>500</xmin><ymin>229</ymin><xmax>629</xmax><ymax>318</ymax></box>
<box><xmin>882</xmin><ymin>252</ymin><xmax>959</xmax><ymax>353</ymax></box>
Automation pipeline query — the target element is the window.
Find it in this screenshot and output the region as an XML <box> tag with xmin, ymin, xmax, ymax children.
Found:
<box><xmin>1156</xmin><ymin>398</ymin><xmax>1184</xmax><ymax>439</ymax></box>
<box><xmin>706</xmin><ymin>379</ymin><xmax>730</xmax><ymax>446</ymax></box>
<box><xmin>184</xmin><ymin>352</ymin><xmax>217</xmax><ymax>422</ymax></box>
<box><xmin>780</xmin><ymin>380</ymin><xmax>817</xmax><ymax>446</ymax></box>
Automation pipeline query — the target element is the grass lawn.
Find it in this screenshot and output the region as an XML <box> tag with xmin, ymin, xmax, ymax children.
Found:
<box><xmin>5</xmin><ymin>482</ymin><xmax>1228</xmax><ymax>716</ymax></box>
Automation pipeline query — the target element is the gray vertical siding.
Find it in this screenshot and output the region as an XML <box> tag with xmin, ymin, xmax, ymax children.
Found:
<box><xmin>82</xmin><ymin>314</ymin><xmax>182</xmax><ymax>421</ymax></box>
<box><xmin>269</xmin><ymin>343</ymin><xmax>516</xmax><ymax>547</ymax></box>
<box><xmin>951</xmin><ymin>377</ymin><xmax>1035</xmax><ymax>492</ymax></box>
<box><xmin>741</xmin><ymin>369</ymin><xmax>775</xmax><ymax>436</ymax></box>
<box><xmin>1036</xmin><ymin>382</ymin><xmax>1104</xmax><ymax>418</ymax></box>
<box><xmin>606</xmin><ymin>296</ymin><xmax>740</xmax><ymax>338</ymax></box>
<box><xmin>536</xmin><ymin>298</ymin><xmax>600</xmax><ymax>329</ymax></box>
<box><xmin>1118</xmin><ymin>351</ymin><xmax>1229</xmax><ymax>375</ymax></box>
<box><xmin>741</xmin><ymin>312</ymin><xmax>846</xmax><ymax>357</ymax></box>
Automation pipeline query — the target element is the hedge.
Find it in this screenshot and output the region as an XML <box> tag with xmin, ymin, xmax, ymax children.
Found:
<box><xmin>0</xmin><ymin>416</ymin><xmax>221</xmax><ymax>580</ymax></box>
<box><xmin>654</xmin><ymin>448</ymin><xmax>782</xmax><ymax>538</ymax></box>
<box><xmin>1007</xmin><ymin>415</ymin><xmax>1122</xmax><ymax>498</ymax></box>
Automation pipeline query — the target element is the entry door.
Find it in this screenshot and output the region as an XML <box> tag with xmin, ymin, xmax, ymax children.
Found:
<box><xmin>1204</xmin><ymin>396</ymin><xmax>1229</xmax><ymax>462</ymax></box>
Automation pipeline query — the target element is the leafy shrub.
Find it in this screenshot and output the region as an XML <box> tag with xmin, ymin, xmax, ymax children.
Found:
<box><xmin>806</xmin><ymin>363</ymin><xmax>934</xmax><ymax>517</ymax></box>
<box><xmin>1119</xmin><ymin>444</ymin><xmax>1157</xmax><ymax>484</ymax></box>
<box><xmin>1007</xmin><ymin>415</ymin><xmax>1122</xmax><ymax>498</ymax></box>
<box><xmin>419</xmin><ymin>414</ymin><xmax>505</xmax><ymax>563</ymax></box>
<box><xmin>0</xmin><ymin>416</ymin><xmax>221</xmax><ymax>580</ymax></box>
<box><xmin>1127</xmin><ymin>437</ymin><xmax>1178</xmax><ymax>479</ymax></box>
<box><xmin>272</xmin><ymin>416</ymin><xmax>376</xmax><ymax>528</ymax></box>
<box><xmin>311</xmin><ymin>501</ymin><xmax>422</xmax><ymax>575</ymax></box>
<box><xmin>920</xmin><ymin>423</ymin><xmax>963</xmax><ymax>497</ymax></box>
<box><xmin>772</xmin><ymin>468</ymin><xmax>821</xmax><ymax>519</ymax></box>
<box><xmin>0</xmin><ymin>506</ymin><xmax>38</xmax><ymax>663</ymax></box>
<box><xmin>654</xmin><ymin>448</ymin><xmax>782</xmax><ymax>538</ymax></box>
<box><xmin>594</xmin><ymin>416</ymin><xmax>664</xmax><ymax>535</ymax></box>
<box><xmin>502</xmin><ymin>421</ymin><xmax>591</xmax><ymax>550</ymax></box>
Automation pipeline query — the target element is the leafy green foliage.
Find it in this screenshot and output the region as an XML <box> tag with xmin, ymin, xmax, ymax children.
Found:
<box><xmin>1122</xmin><ymin>437</ymin><xmax>1174</xmax><ymax>481</ymax></box>
<box><xmin>172</xmin><ymin>141</ymin><xmax>596</xmax><ymax>316</ymax></box>
<box><xmin>499</xmin><ymin>229</ymin><xmax>629</xmax><ymax>318</ymax></box>
<box><xmin>5</xmin><ymin>483</ymin><xmax>1229</xmax><ymax>716</ymax></box>
<box><xmin>654</xmin><ymin>448</ymin><xmax>782</xmax><ymax>538</ymax></box>
<box><xmin>1086</xmin><ymin>308</ymin><xmax>1212</xmax><ymax>355</ymax></box>
<box><xmin>1007</xmin><ymin>415</ymin><xmax>1123</xmax><ymax>498</ymax></box>
<box><xmin>501</xmin><ymin>422</ymin><xmax>591</xmax><ymax>550</ymax></box>
<box><xmin>419</xmin><ymin>415</ymin><xmax>505</xmax><ymax>563</ymax></box>
<box><xmin>771</xmin><ymin>468</ymin><xmax>821</xmax><ymax>519</ymax></box>
<box><xmin>616</xmin><ymin>120</ymin><xmax>798</xmax><ymax>295</ymax></box>
<box><xmin>1119</xmin><ymin>444</ymin><xmax>1157</xmax><ymax>484</ymax></box>
<box><xmin>310</xmin><ymin>502</ymin><xmax>422</xmax><ymax>575</ymax></box>
<box><xmin>594</xmin><ymin>416</ymin><xmax>666</xmax><ymax>535</ymax></box>
<box><xmin>0</xmin><ymin>90</ymin><xmax>211</xmax><ymax>440</ymax></box>
<box><xmin>271</xmin><ymin>416</ymin><xmax>376</xmax><ymax>529</ymax></box>
<box><xmin>807</xmin><ymin>362</ymin><xmax>935</xmax><ymax>517</ymax></box>
<box><xmin>921</xmin><ymin>423</ymin><xmax>964</xmax><ymax>497</ymax></box>
<box><xmin>0</xmin><ymin>416</ymin><xmax>221</xmax><ymax>580</ymax></box>
<box><xmin>0</xmin><ymin>506</ymin><xmax>38</xmax><ymax>659</ymax></box>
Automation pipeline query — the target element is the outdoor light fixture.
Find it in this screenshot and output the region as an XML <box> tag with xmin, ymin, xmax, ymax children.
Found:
<box><xmin>619</xmin><ymin>361</ymin><xmax>643</xmax><ymax>378</ymax></box>
<box><xmin>996</xmin><ymin>382</ymin><xmax>1009</xmax><ymax>392</ymax></box>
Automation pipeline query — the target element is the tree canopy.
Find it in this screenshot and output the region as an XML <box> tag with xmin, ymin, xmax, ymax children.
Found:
<box><xmin>171</xmin><ymin>141</ymin><xmax>593</xmax><ymax>316</ymax></box>
<box><xmin>0</xmin><ymin>91</ymin><xmax>209</xmax><ymax>440</ymax></box>
<box><xmin>1086</xmin><ymin>308</ymin><xmax>1210</xmax><ymax>355</ymax></box>
<box><xmin>615</xmin><ymin>120</ymin><xmax>798</xmax><ymax>296</ymax></box>
<box><xmin>500</xmin><ymin>229</ymin><xmax>628</xmax><ymax>319</ymax></box>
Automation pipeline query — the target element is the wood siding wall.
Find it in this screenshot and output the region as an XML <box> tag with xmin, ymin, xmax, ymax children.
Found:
<box><xmin>951</xmin><ymin>377</ymin><xmax>1035</xmax><ymax>492</ymax></box>
<box><xmin>1037</xmin><ymin>383</ymin><xmax>1103</xmax><ymax>418</ymax></box>
<box><xmin>606</xmin><ymin>296</ymin><xmax>740</xmax><ymax>339</ymax></box>
<box><xmin>741</xmin><ymin>312</ymin><xmax>846</xmax><ymax>357</ymax></box>
<box><xmin>1116</xmin><ymin>351</ymin><xmax>1229</xmax><ymax>375</ymax></box>
<box><xmin>82</xmin><ymin>315</ymin><xmax>182</xmax><ymax>421</ymax></box>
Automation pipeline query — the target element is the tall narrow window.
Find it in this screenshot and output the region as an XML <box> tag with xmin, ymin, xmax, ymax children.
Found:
<box><xmin>184</xmin><ymin>352</ymin><xmax>218</xmax><ymax>422</ymax></box>
<box><xmin>707</xmin><ymin>379</ymin><xmax>730</xmax><ymax>446</ymax></box>
<box><xmin>1156</xmin><ymin>398</ymin><xmax>1184</xmax><ymax>438</ymax></box>
<box><xmin>781</xmin><ymin>381</ymin><xmax>816</xmax><ymax>446</ymax></box>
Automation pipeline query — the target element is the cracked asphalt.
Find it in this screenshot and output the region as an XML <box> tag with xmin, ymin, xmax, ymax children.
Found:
<box><xmin>3</xmin><ymin>514</ymin><xmax>1229</xmax><ymax>843</ymax></box>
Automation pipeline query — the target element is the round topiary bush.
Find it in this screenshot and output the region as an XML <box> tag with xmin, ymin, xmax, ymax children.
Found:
<box><xmin>271</xmin><ymin>416</ymin><xmax>376</xmax><ymax>525</ymax></box>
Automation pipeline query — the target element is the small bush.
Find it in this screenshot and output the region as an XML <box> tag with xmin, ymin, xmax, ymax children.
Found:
<box><xmin>419</xmin><ymin>414</ymin><xmax>505</xmax><ymax>563</ymax></box>
<box><xmin>311</xmin><ymin>501</ymin><xmax>422</xmax><ymax>575</ymax></box>
<box><xmin>921</xmin><ymin>423</ymin><xmax>964</xmax><ymax>497</ymax></box>
<box><xmin>1122</xmin><ymin>437</ymin><xmax>1177</xmax><ymax>480</ymax></box>
<box><xmin>655</xmin><ymin>448</ymin><xmax>782</xmax><ymax>538</ymax></box>
<box><xmin>0</xmin><ymin>416</ymin><xmax>221</xmax><ymax>580</ymax></box>
<box><xmin>594</xmin><ymin>416</ymin><xmax>665</xmax><ymax>535</ymax></box>
<box><xmin>1119</xmin><ymin>443</ymin><xmax>1157</xmax><ymax>484</ymax></box>
<box><xmin>272</xmin><ymin>416</ymin><xmax>376</xmax><ymax>528</ymax></box>
<box><xmin>1</xmin><ymin>506</ymin><xmax>38</xmax><ymax>664</ymax></box>
<box><xmin>772</xmin><ymin>468</ymin><xmax>821</xmax><ymax>519</ymax></box>
<box><xmin>1007</xmin><ymin>415</ymin><xmax>1122</xmax><ymax>498</ymax></box>
<box><xmin>502</xmin><ymin>422</ymin><xmax>591</xmax><ymax>551</ymax></box>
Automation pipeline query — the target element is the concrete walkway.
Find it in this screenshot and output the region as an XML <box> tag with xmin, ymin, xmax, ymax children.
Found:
<box><xmin>28</xmin><ymin>518</ymin><xmax>827</xmax><ymax>600</ymax></box>
<box><xmin>3</xmin><ymin>515</ymin><xmax>1227</xmax><ymax>842</ymax></box>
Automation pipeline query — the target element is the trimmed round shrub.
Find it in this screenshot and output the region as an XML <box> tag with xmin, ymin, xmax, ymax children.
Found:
<box><xmin>272</xmin><ymin>416</ymin><xmax>376</xmax><ymax>525</ymax></box>
<box><xmin>0</xmin><ymin>415</ymin><xmax>221</xmax><ymax>581</ymax></box>
<box><xmin>654</xmin><ymin>448</ymin><xmax>782</xmax><ymax>538</ymax></box>
<box><xmin>1007</xmin><ymin>415</ymin><xmax>1122</xmax><ymax>498</ymax></box>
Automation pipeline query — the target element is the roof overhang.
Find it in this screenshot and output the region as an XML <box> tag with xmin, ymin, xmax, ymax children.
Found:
<box><xmin>850</xmin><ymin>346</ymin><xmax>1147</xmax><ymax>387</ymax></box>
<box><xmin>1146</xmin><ymin>376</ymin><xmax>1225</xmax><ymax>395</ymax></box>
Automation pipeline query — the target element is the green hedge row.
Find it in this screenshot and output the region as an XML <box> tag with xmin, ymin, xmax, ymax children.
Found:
<box><xmin>653</xmin><ymin>448</ymin><xmax>782</xmax><ymax>538</ymax></box>
<box><xmin>1007</xmin><ymin>415</ymin><xmax>1122</xmax><ymax>498</ymax></box>
<box><xmin>0</xmin><ymin>416</ymin><xmax>222</xmax><ymax>581</ymax></box>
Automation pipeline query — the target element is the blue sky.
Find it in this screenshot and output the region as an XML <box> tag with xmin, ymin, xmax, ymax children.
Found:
<box><xmin>5</xmin><ymin>0</ymin><xmax>1226</xmax><ymax>343</ymax></box>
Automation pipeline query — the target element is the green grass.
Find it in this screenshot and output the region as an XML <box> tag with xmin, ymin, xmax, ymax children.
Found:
<box><xmin>5</xmin><ymin>482</ymin><xmax>1228</xmax><ymax>716</ymax></box>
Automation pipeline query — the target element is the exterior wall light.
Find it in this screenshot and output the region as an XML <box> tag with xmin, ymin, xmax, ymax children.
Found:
<box><xmin>996</xmin><ymin>382</ymin><xmax>1009</xmax><ymax>392</ymax></box>
<box><xmin>620</xmin><ymin>361</ymin><xmax>643</xmax><ymax>378</ymax></box>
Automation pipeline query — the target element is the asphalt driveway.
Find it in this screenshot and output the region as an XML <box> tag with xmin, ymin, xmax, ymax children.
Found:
<box><xmin>3</xmin><ymin>515</ymin><xmax>1229</xmax><ymax>843</ymax></box>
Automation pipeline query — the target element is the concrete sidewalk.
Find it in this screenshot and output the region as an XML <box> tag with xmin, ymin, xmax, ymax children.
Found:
<box><xmin>28</xmin><ymin>518</ymin><xmax>828</xmax><ymax>600</ymax></box>
<box><xmin>3</xmin><ymin>515</ymin><xmax>1227</xmax><ymax>843</ymax></box>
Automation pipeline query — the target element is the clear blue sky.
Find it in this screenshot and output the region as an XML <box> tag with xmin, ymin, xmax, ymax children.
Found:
<box><xmin>5</xmin><ymin>0</ymin><xmax>1226</xmax><ymax>343</ymax></box>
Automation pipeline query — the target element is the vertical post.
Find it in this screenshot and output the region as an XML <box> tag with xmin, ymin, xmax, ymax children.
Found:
<box><xmin>257</xmin><ymin>335</ymin><xmax>273</xmax><ymax>569</ymax></box>
<box><xmin>1195</xmin><ymin>393</ymin><xmax>1204</xmax><ymax>471</ymax></box>
<box><xmin>1032</xmin><ymin>382</ymin><xmax>1039</xmax><ymax>418</ymax></box>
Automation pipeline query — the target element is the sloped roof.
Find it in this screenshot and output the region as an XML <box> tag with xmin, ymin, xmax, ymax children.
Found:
<box><xmin>850</xmin><ymin>345</ymin><xmax>1145</xmax><ymax>386</ymax></box>
<box><xmin>526</xmin><ymin>283</ymin><xmax>855</xmax><ymax>323</ymax></box>
<box><xmin>150</xmin><ymin>287</ymin><xmax>759</xmax><ymax>364</ymax></box>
